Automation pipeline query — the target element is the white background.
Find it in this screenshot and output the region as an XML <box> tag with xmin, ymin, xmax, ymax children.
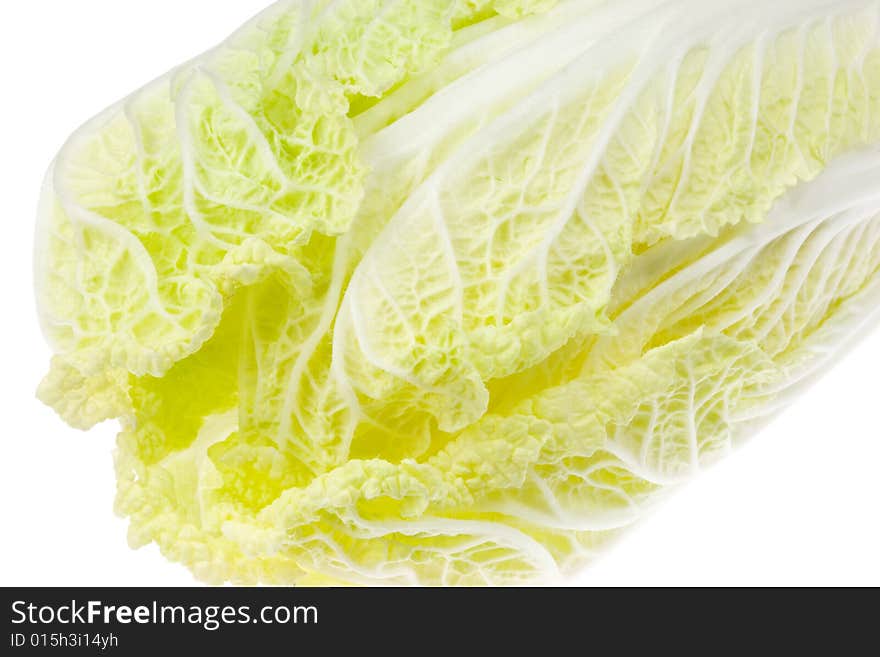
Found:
<box><xmin>0</xmin><ymin>0</ymin><xmax>878</xmax><ymax>587</ymax></box>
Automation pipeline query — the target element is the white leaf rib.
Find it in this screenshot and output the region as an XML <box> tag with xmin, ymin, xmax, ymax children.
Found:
<box><xmin>199</xmin><ymin>66</ymin><xmax>289</xmax><ymax>185</ymax></box>
<box><xmin>173</xmin><ymin>72</ymin><xmax>234</xmax><ymax>250</ymax></box>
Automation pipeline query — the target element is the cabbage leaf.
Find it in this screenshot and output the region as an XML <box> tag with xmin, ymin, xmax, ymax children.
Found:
<box><xmin>36</xmin><ymin>0</ymin><xmax>880</xmax><ymax>584</ymax></box>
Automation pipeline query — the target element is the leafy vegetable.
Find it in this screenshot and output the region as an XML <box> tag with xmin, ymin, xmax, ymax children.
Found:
<box><xmin>36</xmin><ymin>0</ymin><xmax>880</xmax><ymax>585</ymax></box>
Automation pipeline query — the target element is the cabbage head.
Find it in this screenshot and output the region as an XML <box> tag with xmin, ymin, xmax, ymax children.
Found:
<box><xmin>35</xmin><ymin>0</ymin><xmax>880</xmax><ymax>585</ymax></box>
